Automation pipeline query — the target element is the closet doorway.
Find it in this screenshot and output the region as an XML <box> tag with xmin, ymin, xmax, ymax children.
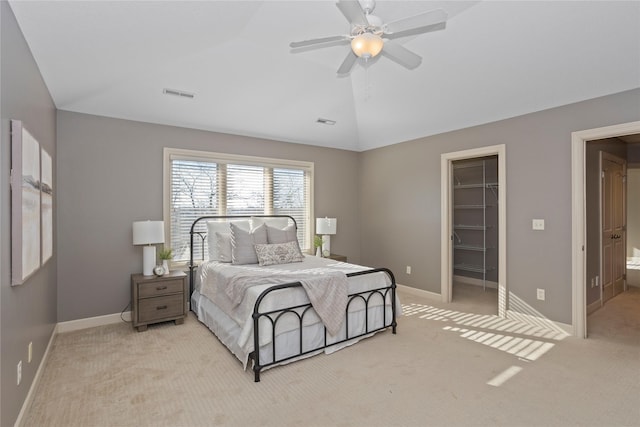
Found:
<box><xmin>451</xmin><ymin>155</ymin><xmax>499</xmax><ymax>313</ymax></box>
<box><xmin>441</xmin><ymin>145</ymin><xmax>507</xmax><ymax>318</ymax></box>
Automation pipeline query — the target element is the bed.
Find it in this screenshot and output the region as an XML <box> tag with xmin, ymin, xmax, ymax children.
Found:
<box><xmin>188</xmin><ymin>215</ymin><xmax>398</xmax><ymax>382</ymax></box>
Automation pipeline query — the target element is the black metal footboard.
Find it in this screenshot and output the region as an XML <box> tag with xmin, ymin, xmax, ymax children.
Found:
<box><xmin>249</xmin><ymin>268</ymin><xmax>397</xmax><ymax>382</ymax></box>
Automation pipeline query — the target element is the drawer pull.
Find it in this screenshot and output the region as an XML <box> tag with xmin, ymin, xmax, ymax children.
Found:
<box><xmin>156</xmin><ymin>305</ymin><xmax>168</xmax><ymax>310</ymax></box>
<box><xmin>156</xmin><ymin>286</ymin><xmax>168</xmax><ymax>291</ymax></box>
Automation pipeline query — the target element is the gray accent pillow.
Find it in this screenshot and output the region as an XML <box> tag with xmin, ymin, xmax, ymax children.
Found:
<box><xmin>254</xmin><ymin>241</ymin><xmax>305</xmax><ymax>266</ymax></box>
<box><xmin>206</xmin><ymin>220</ymin><xmax>250</xmax><ymax>261</ymax></box>
<box><xmin>266</xmin><ymin>224</ymin><xmax>297</xmax><ymax>244</ymax></box>
<box><xmin>266</xmin><ymin>224</ymin><xmax>303</xmax><ymax>258</ymax></box>
<box><xmin>231</xmin><ymin>223</ymin><xmax>267</xmax><ymax>265</ymax></box>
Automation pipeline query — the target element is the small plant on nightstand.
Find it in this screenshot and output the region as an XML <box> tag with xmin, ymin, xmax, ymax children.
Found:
<box><xmin>158</xmin><ymin>247</ymin><xmax>173</xmax><ymax>274</ymax></box>
<box><xmin>313</xmin><ymin>235</ymin><xmax>322</xmax><ymax>257</ymax></box>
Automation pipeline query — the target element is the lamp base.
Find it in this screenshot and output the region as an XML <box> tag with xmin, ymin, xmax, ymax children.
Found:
<box><xmin>142</xmin><ymin>245</ymin><xmax>156</xmax><ymax>276</ymax></box>
<box><xmin>321</xmin><ymin>235</ymin><xmax>331</xmax><ymax>256</ymax></box>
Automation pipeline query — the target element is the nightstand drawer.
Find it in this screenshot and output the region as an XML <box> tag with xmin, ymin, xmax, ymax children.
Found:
<box><xmin>138</xmin><ymin>279</ymin><xmax>184</xmax><ymax>298</ymax></box>
<box><xmin>138</xmin><ymin>294</ymin><xmax>184</xmax><ymax>322</ymax></box>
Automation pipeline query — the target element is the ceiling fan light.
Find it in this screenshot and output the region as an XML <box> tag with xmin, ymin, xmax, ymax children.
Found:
<box><xmin>351</xmin><ymin>33</ymin><xmax>384</xmax><ymax>59</ymax></box>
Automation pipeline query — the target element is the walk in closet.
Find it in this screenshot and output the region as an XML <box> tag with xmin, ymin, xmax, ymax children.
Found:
<box><xmin>452</xmin><ymin>156</ymin><xmax>499</xmax><ymax>289</ymax></box>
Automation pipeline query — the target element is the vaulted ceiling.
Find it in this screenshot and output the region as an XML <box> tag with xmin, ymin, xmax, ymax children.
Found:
<box><xmin>9</xmin><ymin>1</ymin><xmax>640</xmax><ymax>151</ymax></box>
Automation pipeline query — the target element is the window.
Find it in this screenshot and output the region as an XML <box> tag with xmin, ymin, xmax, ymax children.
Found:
<box><xmin>164</xmin><ymin>148</ymin><xmax>313</xmax><ymax>263</ymax></box>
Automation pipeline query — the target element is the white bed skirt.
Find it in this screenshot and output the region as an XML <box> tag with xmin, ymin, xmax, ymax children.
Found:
<box><xmin>191</xmin><ymin>289</ymin><xmax>393</xmax><ymax>371</ymax></box>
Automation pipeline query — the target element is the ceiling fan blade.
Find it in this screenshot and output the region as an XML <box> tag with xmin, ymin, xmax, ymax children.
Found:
<box><xmin>290</xmin><ymin>35</ymin><xmax>350</xmax><ymax>49</ymax></box>
<box><xmin>384</xmin><ymin>9</ymin><xmax>448</xmax><ymax>35</ymax></box>
<box><xmin>381</xmin><ymin>40</ymin><xmax>422</xmax><ymax>70</ymax></box>
<box><xmin>336</xmin><ymin>0</ymin><xmax>368</xmax><ymax>26</ymax></box>
<box><xmin>337</xmin><ymin>50</ymin><xmax>358</xmax><ymax>76</ymax></box>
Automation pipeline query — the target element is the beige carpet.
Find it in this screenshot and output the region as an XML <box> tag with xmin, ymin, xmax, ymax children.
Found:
<box><xmin>23</xmin><ymin>288</ymin><xmax>640</xmax><ymax>427</ymax></box>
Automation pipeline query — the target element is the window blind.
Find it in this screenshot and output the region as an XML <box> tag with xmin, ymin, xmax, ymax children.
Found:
<box><xmin>166</xmin><ymin>149</ymin><xmax>313</xmax><ymax>263</ymax></box>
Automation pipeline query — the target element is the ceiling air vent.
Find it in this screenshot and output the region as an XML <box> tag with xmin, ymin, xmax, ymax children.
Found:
<box><xmin>316</xmin><ymin>118</ymin><xmax>336</xmax><ymax>125</ymax></box>
<box><xmin>163</xmin><ymin>88</ymin><xmax>195</xmax><ymax>99</ymax></box>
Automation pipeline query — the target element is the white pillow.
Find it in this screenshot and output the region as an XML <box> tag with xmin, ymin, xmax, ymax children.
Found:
<box><xmin>251</xmin><ymin>216</ymin><xmax>289</xmax><ymax>230</ymax></box>
<box><xmin>230</xmin><ymin>223</ymin><xmax>268</xmax><ymax>265</ymax></box>
<box><xmin>206</xmin><ymin>220</ymin><xmax>250</xmax><ymax>261</ymax></box>
<box><xmin>216</xmin><ymin>232</ymin><xmax>232</xmax><ymax>263</ymax></box>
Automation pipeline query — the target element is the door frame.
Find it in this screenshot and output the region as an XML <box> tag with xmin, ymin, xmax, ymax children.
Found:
<box><xmin>571</xmin><ymin>120</ymin><xmax>640</xmax><ymax>338</ymax></box>
<box><xmin>441</xmin><ymin>144</ymin><xmax>507</xmax><ymax>317</ymax></box>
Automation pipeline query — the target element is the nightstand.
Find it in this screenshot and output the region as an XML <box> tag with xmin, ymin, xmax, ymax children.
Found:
<box><xmin>131</xmin><ymin>270</ymin><xmax>187</xmax><ymax>332</ymax></box>
<box><xmin>326</xmin><ymin>253</ymin><xmax>347</xmax><ymax>262</ymax></box>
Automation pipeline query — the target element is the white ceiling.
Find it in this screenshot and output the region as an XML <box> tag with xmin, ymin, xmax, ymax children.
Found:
<box><xmin>8</xmin><ymin>1</ymin><xmax>640</xmax><ymax>152</ymax></box>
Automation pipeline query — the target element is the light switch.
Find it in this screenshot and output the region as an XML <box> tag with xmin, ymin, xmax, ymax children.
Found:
<box><xmin>532</xmin><ymin>219</ymin><xmax>545</xmax><ymax>230</ymax></box>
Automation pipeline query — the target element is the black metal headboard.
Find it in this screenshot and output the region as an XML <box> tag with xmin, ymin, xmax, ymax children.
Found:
<box><xmin>188</xmin><ymin>215</ymin><xmax>298</xmax><ymax>298</ymax></box>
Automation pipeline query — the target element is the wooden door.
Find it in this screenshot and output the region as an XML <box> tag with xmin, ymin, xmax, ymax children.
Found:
<box><xmin>600</xmin><ymin>153</ymin><xmax>627</xmax><ymax>303</ymax></box>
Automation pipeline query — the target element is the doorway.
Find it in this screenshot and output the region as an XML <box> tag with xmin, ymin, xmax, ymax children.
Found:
<box><xmin>571</xmin><ymin>120</ymin><xmax>640</xmax><ymax>338</ymax></box>
<box><xmin>441</xmin><ymin>145</ymin><xmax>506</xmax><ymax>318</ymax></box>
<box><xmin>451</xmin><ymin>156</ymin><xmax>499</xmax><ymax>313</ymax></box>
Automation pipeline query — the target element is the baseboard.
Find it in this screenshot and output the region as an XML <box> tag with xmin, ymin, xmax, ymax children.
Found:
<box><xmin>57</xmin><ymin>311</ymin><xmax>131</xmax><ymax>334</ymax></box>
<box><xmin>453</xmin><ymin>275</ymin><xmax>498</xmax><ymax>289</ymax></box>
<box><xmin>14</xmin><ymin>323</ymin><xmax>58</xmax><ymax>427</ymax></box>
<box><xmin>587</xmin><ymin>299</ymin><xmax>602</xmax><ymax>315</ymax></box>
<box><xmin>506</xmin><ymin>309</ymin><xmax>573</xmax><ymax>337</ymax></box>
<box><xmin>396</xmin><ymin>284</ymin><xmax>441</xmax><ymax>301</ymax></box>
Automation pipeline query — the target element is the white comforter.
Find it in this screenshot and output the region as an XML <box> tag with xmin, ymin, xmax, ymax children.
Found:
<box><xmin>197</xmin><ymin>255</ymin><xmax>394</xmax><ymax>355</ymax></box>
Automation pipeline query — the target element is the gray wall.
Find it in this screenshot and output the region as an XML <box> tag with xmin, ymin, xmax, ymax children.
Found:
<box><xmin>56</xmin><ymin>111</ymin><xmax>360</xmax><ymax>322</ymax></box>
<box><xmin>585</xmin><ymin>139</ymin><xmax>627</xmax><ymax>306</ymax></box>
<box><xmin>359</xmin><ymin>88</ymin><xmax>640</xmax><ymax>325</ymax></box>
<box><xmin>1</xmin><ymin>3</ymin><xmax>57</xmax><ymax>426</ymax></box>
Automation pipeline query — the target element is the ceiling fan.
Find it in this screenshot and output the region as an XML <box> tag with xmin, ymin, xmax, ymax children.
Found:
<box><xmin>289</xmin><ymin>0</ymin><xmax>448</xmax><ymax>76</ymax></box>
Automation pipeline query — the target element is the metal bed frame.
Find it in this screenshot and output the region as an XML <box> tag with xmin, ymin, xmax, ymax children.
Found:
<box><xmin>189</xmin><ymin>215</ymin><xmax>397</xmax><ymax>382</ymax></box>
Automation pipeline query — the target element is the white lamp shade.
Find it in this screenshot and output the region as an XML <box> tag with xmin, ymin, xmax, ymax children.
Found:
<box><xmin>132</xmin><ymin>220</ymin><xmax>165</xmax><ymax>245</ymax></box>
<box><xmin>316</xmin><ymin>217</ymin><xmax>337</xmax><ymax>235</ymax></box>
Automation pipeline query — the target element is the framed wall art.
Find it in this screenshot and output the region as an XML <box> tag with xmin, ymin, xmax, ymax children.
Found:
<box><xmin>41</xmin><ymin>148</ymin><xmax>53</xmax><ymax>264</ymax></box>
<box><xmin>11</xmin><ymin>119</ymin><xmax>41</xmax><ymax>285</ymax></box>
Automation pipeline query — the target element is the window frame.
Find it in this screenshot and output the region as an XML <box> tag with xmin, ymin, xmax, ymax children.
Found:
<box><xmin>163</xmin><ymin>147</ymin><xmax>314</xmax><ymax>266</ymax></box>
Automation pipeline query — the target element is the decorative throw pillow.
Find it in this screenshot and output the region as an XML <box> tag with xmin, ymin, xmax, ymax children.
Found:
<box><xmin>216</xmin><ymin>232</ymin><xmax>232</xmax><ymax>263</ymax></box>
<box><xmin>231</xmin><ymin>223</ymin><xmax>267</xmax><ymax>265</ymax></box>
<box><xmin>254</xmin><ymin>241</ymin><xmax>305</xmax><ymax>266</ymax></box>
<box><xmin>206</xmin><ymin>220</ymin><xmax>249</xmax><ymax>261</ymax></box>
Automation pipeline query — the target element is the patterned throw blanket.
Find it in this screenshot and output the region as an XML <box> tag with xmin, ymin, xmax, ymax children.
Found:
<box><xmin>224</xmin><ymin>270</ymin><xmax>348</xmax><ymax>336</ymax></box>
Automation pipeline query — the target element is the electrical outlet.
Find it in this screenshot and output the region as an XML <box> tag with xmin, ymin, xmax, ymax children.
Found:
<box><xmin>406</xmin><ymin>266</ymin><xmax>411</xmax><ymax>275</ymax></box>
<box><xmin>532</xmin><ymin>219</ymin><xmax>545</xmax><ymax>230</ymax></box>
<box><xmin>17</xmin><ymin>360</ymin><xmax>22</xmax><ymax>386</ymax></box>
<box><xmin>28</xmin><ymin>342</ymin><xmax>32</xmax><ymax>363</ymax></box>
<box><xmin>590</xmin><ymin>278</ymin><xmax>594</xmax><ymax>288</ymax></box>
<box><xmin>537</xmin><ymin>288</ymin><xmax>545</xmax><ymax>301</ymax></box>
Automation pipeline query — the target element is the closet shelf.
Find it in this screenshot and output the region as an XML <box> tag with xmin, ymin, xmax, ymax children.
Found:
<box><xmin>453</xmin><ymin>183</ymin><xmax>498</xmax><ymax>189</ymax></box>
<box><xmin>454</xmin><ymin>204</ymin><xmax>484</xmax><ymax>209</ymax></box>
<box><xmin>454</xmin><ymin>244</ymin><xmax>492</xmax><ymax>252</ymax></box>
<box><xmin>454</xmin><ymin>263</ymin><xmax>495</xmax><ymax>273</ymax></box>
<box><xmin>454</xmin><ymin>225</ymin><xmax>491</xmax><ymax>230</ymax></box>
<box><xmin>453</xmin><ymin>161</ymin><xmax>485</xmax><ymax>170</ymax></box>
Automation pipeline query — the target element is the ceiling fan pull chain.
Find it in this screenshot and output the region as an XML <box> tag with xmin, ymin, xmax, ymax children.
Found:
<box><xmin>364</xmin><ymin>65</ymin><xmax>371</xmax><ymax>102</ymax></box>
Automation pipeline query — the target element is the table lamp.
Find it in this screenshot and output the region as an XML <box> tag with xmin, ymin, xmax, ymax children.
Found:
<box><xmin>133</xmin><ymin>220</ymin><xmax>165</xmax><ymax>275</ymax></box>
<box><xmin>315</xmin><ymin>217</ymin><xmax>337</xmax><ymax>257</ymax></box>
